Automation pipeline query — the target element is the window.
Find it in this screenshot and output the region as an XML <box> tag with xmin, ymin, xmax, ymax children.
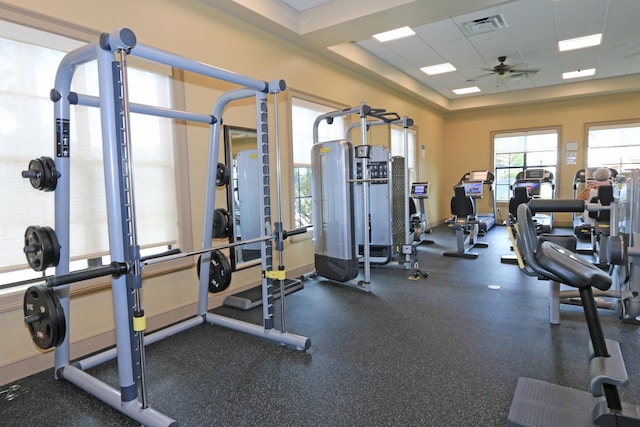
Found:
<box><xmin>493</xmin><ymin>129</ymin><xmax>559</xmax><ymax>201</ymax></box>
<box><xmin>0</xmin><ymin>18</ymin><xmax>188</xmax><ymax>291</ymax></box>
<box><xmin>290</xmin><ymin>96</ymin><xmax>345</xmax><ymax>228</ymax></box>
<box><xmin>587</xmin><ymin>122</ymin><xmax>640</xmax><ymax>171</ymax></box>
<box><xmin>390</xmin><ymin>125</ymin><xmax>417</xmax><ymax>185</ymax></box>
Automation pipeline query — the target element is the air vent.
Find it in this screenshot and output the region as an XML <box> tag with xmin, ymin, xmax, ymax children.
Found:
<box><xmin>460</xmin><ymin>14</ymin><xmax>508</xmax><ymax>36</ymax></box>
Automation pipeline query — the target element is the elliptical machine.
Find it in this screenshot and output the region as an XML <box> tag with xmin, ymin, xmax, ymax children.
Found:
<box><xmin>443</xmin><ymin>184</ymin><xmax>488</xmax><ymax>259</ymax></box>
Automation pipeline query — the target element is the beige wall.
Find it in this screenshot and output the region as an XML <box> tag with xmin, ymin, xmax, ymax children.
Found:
<box><xmin>0</xmin><ymin>0</ymin><xmax>444</xmax><ymax>385</ymax></box>
<box><xmin>2</xmin><ymin>0</ymin><xmax>639</xmax><ymax>386</ymax></box>
<box><xmin>443</xmin><ymin>92</ymin><xmax>640</xmax><ymax>226</ymax></box>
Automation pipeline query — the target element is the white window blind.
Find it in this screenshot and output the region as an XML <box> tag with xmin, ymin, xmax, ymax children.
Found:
<box><xmin>0</xmin><ymin>20</ymin><xmax>178</xmax><ymax>275</ymax></box>
<box><xmin>291</xmin><ymin>96</ymin><xmax>344</xmax><ymax>228</ymax></box>
<box><xmin>588</xmin><ymin>122</ymin><xmax>640</xmax><ymax>170</ymax></box>
<box><xmin>390</xmin><ymin>125</ymin><xmax>417</xmax><ymax>185</ymax></box>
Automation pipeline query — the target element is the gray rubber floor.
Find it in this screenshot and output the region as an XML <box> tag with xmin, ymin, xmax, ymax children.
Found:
<box><xmin>2</xmin><ymin>224</ymin><xmax>640</xmax><ymax>426</ymax></box>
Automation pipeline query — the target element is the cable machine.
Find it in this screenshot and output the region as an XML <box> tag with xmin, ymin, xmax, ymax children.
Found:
<box><xmin>311</xmin><ymin>104</ymin><xmax>423</xmax><ymax>291</ymax></box>
<box><xmin>16</xmin><ymin>28</ymin><xmax>310</xmax><ymax>426</ymax></box>
<box><xmin>346</xmin><ymin>113</ymin><xmax>417</xmax><ymax>268</ymax></box>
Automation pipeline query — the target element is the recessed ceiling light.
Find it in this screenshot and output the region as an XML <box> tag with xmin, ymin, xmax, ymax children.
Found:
<box><xmin>558</xmin><ymin>33</ymin><xmax>602</xmax><ymax>52</ymax></box>
<box><xmin>562</xmin><ymin>68</ymin><xmax>596</xmax><ymax>79</ymax></box>
<box><xmin>453</xmin><ymin>86</ymin><xmax>481</xmax><ymax>95</ymax></box>
<box><xmin>372</xmin><ymin>26</ymin><xmax>415</xmax><ymax>42</ymax></box>
<box><xmin>421</xmin><ymin>63</ymin><xmax>457</xmax><ymax>75</ymax></box>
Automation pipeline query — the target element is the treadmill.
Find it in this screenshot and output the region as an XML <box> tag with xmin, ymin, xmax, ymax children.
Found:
<box><xmin>511</xmin><ymin>168</ymin><xmax>555</xmax><ymax>231</ymax></box>
<box><xmin>456</xmin><ymin>170</ymin><xmax>496</xmax><ymax>234</ymax></box>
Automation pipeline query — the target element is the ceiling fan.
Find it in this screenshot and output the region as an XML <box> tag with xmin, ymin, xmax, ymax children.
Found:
<box><xmin>475</xmin><ymin>56</ymin><xmax>540</xmax><ymax>80</ymax></box>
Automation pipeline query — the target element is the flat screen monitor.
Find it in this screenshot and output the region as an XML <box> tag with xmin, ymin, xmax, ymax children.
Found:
<box><xmin>411</xmin><ymin>182</ymin><xmax>430</xmax><ymax>198</ymax></box>
<box><xmin>515</xmin><ymin>179</ymin><xmax>541</xmax><ymax>197</ymax></box>
<box><xmin>524</xmin><ymin>169</ymin><xmax>544</xmax><ymax>180</ymax></box>
<box><xmin>464</xmin><ymin>181</ymin><xmax>483</xmax><ymax>197</ymax></box>
<box><xmin>469</xmin><ymin>170</ymin><xmax>488</xmax><ymax>181</ymax></box>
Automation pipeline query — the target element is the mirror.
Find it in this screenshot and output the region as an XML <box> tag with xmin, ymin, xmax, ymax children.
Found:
<box><xmin>223</xmin><ymin>125</ymin><xmax>261</xmax><ymax>270</ymax></box>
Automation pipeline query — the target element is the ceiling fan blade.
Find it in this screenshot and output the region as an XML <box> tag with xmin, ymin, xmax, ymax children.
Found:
<box><xmin>510</xmin><ymin>68</ymin><xmax>540</xmax><ymax>74</ymax></box>
<box><xmin>471</xmin><ymin>72</ymin><xmax>497</xmax><ymax>79</ymax></box>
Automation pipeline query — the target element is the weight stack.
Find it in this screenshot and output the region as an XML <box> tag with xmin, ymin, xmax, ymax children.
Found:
<box><xmin>391</xmin><ymin>156</ymin><xmax>406</xmax><ymax>251</ymax></box>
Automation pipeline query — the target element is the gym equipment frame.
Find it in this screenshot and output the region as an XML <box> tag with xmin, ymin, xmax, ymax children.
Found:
<box><xmin>508</xmin><ymin>203</ymin><xmax>640</xmax><ymax>427</ymax></box>
<box><xmin>21</xmin><ymin>28</ymin><xmax>310</xmax><ymax>426</ymax></box>
<box><xmin>346</xmin><ymin>114</ymin><xmax>417</xmax><ymax>269</ymax></box>
<box><xmin>311</xmin><ymin>104</ymin><xmax>417</xmax><ymax>291</ymax></box>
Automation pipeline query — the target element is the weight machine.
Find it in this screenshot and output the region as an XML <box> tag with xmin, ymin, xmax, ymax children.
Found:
<box><xmin>573</xmin><ymin>167</ymin><xmax>618</xmax><ymax>240</ymax></box>
<box><xmin>508</xmin><ymin>203</ymin><xmax>640</xmax><ymax>427</ymax></box>
<box><xmin>16</xmin><ymin>28</ymin><xmax>310</xmax><ymax>426</ymax></box>
<box><xmin>346</xmin><ymin>113</ymin><xmax>420</xmax><ymax>268</ymax></box>
<box><xmin>311</xmin><ymin>104</ymin><xmax>424</xmax><ymax>291</ymax></box>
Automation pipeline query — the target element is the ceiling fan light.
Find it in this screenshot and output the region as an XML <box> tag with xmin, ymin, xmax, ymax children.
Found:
<box><xmin>421</xmin><ymin>63</ymin><xmax>457</xmax><ymax>75</ymax></box>
<box><xmin>558</xmin><ymin>33</ymin><xmax>602</xmax><ymax>52</ymax></box>
<box><xmin>372</xmin><ymin>26</ymin><xmax>415</xmax><ymax>42</ymax></box>
<box><xmin>453</xmin><ymin>86</ymin><xmax>481</xmax><ymax>95</ymax></box>
<box><xmin>562</xmin><ymin>68</ymin><xmax>596</xmax><ymax>79</ymax></box>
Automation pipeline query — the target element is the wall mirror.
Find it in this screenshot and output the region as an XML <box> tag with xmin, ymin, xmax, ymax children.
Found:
<box><xmin>223</xmin><ymin>125</ymin><xmax>262</xmax><ymax>270</ymax></box>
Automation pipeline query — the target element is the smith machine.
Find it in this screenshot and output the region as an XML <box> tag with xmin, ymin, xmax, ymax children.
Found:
<box><xmin>14</xmin><ymin>28</ymin><xmax>310</xmax><ymax>426</ymax></box>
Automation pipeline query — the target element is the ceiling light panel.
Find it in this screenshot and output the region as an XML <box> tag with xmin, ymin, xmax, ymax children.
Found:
<box><xmin>372</xmin><ymin>26</ymin><xmax>415</xmax><ymax>42</ymax></box>
<box><xmin>558</xmin><ymin>33</ymin><xmax>602</xmax><ymax>52</ymax></box>
<box><xmin>562</xmin><ymin>68</ymin><xmax>596</xmax><ymax>79</ymax></box>
<box><xmin>421</xmin><ymin>63</ymin><xmax>457</xmax><ymax>75</ymax></box>
<box><xmin>453</xmin><ymin>86</ymin><xmax>481</xmax><ymax>95</ymax></box>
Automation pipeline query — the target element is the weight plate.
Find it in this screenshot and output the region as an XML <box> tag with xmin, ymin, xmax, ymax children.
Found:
<box><xmin>197</xmin><ymin>250</ymin><xmax>232</xmax><ymax>293</ymax></box>
<box><xmin>41</xmin><ymin>156</ymin><xmax>58</xmax><ymax>192</ymax></box>
<box><xmin>216</xmin><ymin>162</ymin><xmax>230</xmax><ymax>187</ymax></box>
<box><xmin>24</xmin><ymin>226</ymin><xmax>61</xmax><ymax>272</ymax></box>
<box><xmin>212</xmin><ymin>209</ymin><xmax>230</xmax><ymax>239</ymax></box>
<box><xmin>26</xmin><ymin>158</ymin><xmax>45</xmax><ymax>190</ymax></box>
<box><xmin>25</xmin><ymin>157</ymin><xmax>58</xmax><ymax>191</ymax></box>
<box><xmin>23</xmin><ymin>285</ymin><xmax>66</xmax><ymax>350</ymax></box>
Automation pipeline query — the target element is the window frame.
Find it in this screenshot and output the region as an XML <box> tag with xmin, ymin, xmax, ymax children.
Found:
<box><xmin>585</xmin><ymin>119</ymin><xmax>640</xmax><ymax>171</ymax></box>
<box><xmin>0</xmin><ymin>5</ymin><xmax>193</xmax><ymax>304</ymax></box>
<box><xmin>287</xmin><ymin>89</ymin><xmax>348</xmax><ymax>232</ymax></box>
<box><xmin>492</xmin><ymin>126</ymin><xmax>560</xmax><ymax>202</ymax></box>
<box><xmin>389</xmin><ymin>123</ymin><xmax>418</xmax><ymax>186</ymax></box>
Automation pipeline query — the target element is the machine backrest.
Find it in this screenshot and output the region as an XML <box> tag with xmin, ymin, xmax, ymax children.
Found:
<box><xmin>409</xmin><ymin>197</ymin><xmax>417</xmax><ymax>216</ymax></box>
<box><xmin>509</xmin><ymin>186</ymin><xmax>531</xmax><ymax>218</ymax></box>
<box><xmin>451</xmin><ymin>185</ymin><xmax>475</xmax><ymax>217</ymax></box>
<box><xmin>589</xmin><ymin>184</ymin><xmax>614</xmax><ymax>222</ymax></box>
<box><xmin>515</xmin><ymin>204</ymin><xmax>563</xmax><ymax>282</ymax></box>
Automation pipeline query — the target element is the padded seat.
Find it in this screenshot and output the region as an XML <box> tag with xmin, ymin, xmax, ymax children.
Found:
<box><xmin>516</xmin><ymin>204</ymin><xmax>611</xmax><ymax>291</ymax></box>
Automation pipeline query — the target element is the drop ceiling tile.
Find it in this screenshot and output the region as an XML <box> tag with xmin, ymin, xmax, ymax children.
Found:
<box><xmin>413</xmin><ymin>18</ymin><xmax>466</xmax><ymax>44</ymax></box>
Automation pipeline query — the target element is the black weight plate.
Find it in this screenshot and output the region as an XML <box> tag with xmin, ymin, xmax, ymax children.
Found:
<box><xmin>23</xmin><ymin>285</ymin><xmax>66</xmax><ymax>350</ymax></box>
<box><xmin>197</xmin><ymin>250</ymin><xmax>232</xmax><ymax>293</ymax></box>
<box><xmin>212</xmin><ymin>209</ymin><xmax>230</xmax><ymax>239</ymax></box>
<box><xmin>41</xmin><ymin>156</ymin><xmax>58</xmax><ymax>192</ymax></box>
<box><xmin>26</xmin><ymin>157</ymin><xmax>57</xmax><ymax>191</ymax></box>
<box><xmin>216</xmin><ymin>162</ymin><xmax>230</xmax><ymax>187</ymax></box>
<box><xmin>26</xmin><ymin>158</ymin><xmax>45</xmax><ymax>190</ymax></box>
<box><xmin>24</xmin><ymin>226</ymin><xmax>60</xmax><ymax>272</ymax></box>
